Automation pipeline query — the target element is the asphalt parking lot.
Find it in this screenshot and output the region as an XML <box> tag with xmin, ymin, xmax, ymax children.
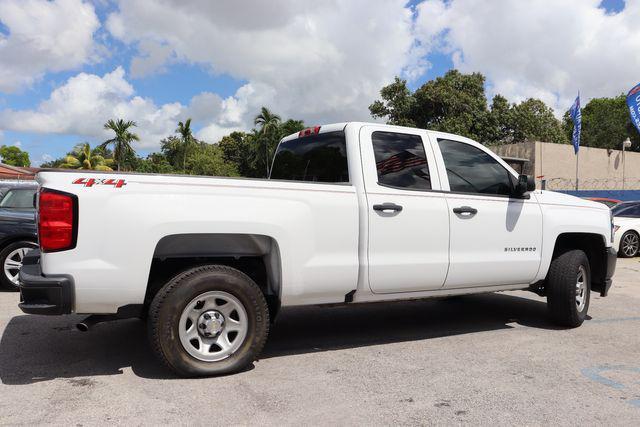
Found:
<box><xmin>1</xmin><ymin>260</ymin><xmax>639</xmax><ymax>425</ymax></box>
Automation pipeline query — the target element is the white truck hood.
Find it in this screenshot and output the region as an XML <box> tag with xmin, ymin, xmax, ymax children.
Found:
<box><xmin>533</xmin><ymin>190</ymin><xmax>608</xmax><ymax>211</ymax></box>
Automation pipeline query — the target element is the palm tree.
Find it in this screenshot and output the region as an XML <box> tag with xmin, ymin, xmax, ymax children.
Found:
<box><xmin>60</xmin><ymin>143</ymin><xmax>114</xmax><ymax>171</ymax></box>
<box><xmin>100</xmin><ymin>119</ymin><xmax>139</xmax><ymax>171</ymax></box>
<box><xmin>254</xmin><ymin>107</ymin><xmax>281</xmax><ymax>176</ymax></box>
<box><xmin>176</xmin><ymin>118</ymin><xmax>194</xmax><ymax>173</ymax></box>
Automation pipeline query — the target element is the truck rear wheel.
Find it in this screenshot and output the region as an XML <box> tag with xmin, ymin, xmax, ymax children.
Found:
<box><xmin>148</xmin><ymin>265</ymin><xmax>270</xmax><ymax>377</ymax></box>
<box><xmin>546</xmin><ymin>249</ymin><xmax>591</xmax><ymax>328</ymax></box>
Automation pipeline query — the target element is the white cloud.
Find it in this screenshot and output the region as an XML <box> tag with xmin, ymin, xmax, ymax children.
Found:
<box><xmin>187</xmin><ymin>92</ymin><xmax>223</xmax><ymax>123</ymax></box>
<box><xmin>0</xmin><ymin>0</ymin><xmax>101</xmax><ymax>92</ymax></box>
<box><xmin>130</xmin><ymin>40</ymin><xmax>174</xmax><ymax>78</ymax></box>
<box><xmin>6</xmin><ymin>0</ymin><xmax>637</xmax><ymax>156</ymax></box>
<box><xmin>33</xmin><ymin>153</ymin><xmax>53</xmax><ymax>167</ymax></box>
<box><xmin>12</xmin><ymin>140</ymin><xmax>20</xmax><ymax>147</ymax></box>
<box><xmin>414</xmin><ymin>0</ymin><xmax>640</xmax><ymax>114</ymax></box>
<box><xmin>0</xmin><ymin>68</ymin><xmax>183</xmax><ymax>147</ymax></box>
<box><xmin>196</xmin><ymin>123</ymin><xmax>242</xmax><ymax>143</ymax></box>
<box><xmin>0</xmin><ymin>67</ymin><xmax>260</xmax><ymax>148</ymax></box>
<box><xmin>105</xmin><ymin>0</ymin><xmax>417</xmax><ymax>125</ymax></box>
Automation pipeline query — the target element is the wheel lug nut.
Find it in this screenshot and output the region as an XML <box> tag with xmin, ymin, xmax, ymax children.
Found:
<box><xmin>214</xmin><ymin>313</ymin><xmax>219</xmax><ymax>319</ymax></box>
<box><xmin>203</xmin><ymin>313</ymin><xmax>211</xmax><ymax>320</ymax></box>
<box><xmin>199</xmin><ymin>323</ymin><xmax>206</xmax><ymax>329</ymax></box>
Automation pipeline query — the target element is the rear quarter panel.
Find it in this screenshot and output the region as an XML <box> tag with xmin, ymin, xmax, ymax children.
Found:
<box><xmin>37</xmin><ymin>172</ymin><xmax>359</xmax><ymax>313</ymax></box>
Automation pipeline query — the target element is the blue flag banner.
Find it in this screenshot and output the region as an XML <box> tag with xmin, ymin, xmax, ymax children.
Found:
<box><xmin>628</xmin><ymin>82</ymin><xmax>640</xmax><ymax>135</ymax></box>
<box><xmin>569</xmin><ymin>94</ymin><xmax>581</xmax><ymax>154</ymax></box>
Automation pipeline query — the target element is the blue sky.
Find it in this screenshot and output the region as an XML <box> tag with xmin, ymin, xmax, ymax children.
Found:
<box><xmin>0</xmin><ymin>0</ymin><xmax>635</xmax><ymax>165</ymax></box>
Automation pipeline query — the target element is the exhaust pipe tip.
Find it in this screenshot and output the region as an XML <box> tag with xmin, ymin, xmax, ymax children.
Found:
<box><xmin>76</xmin><ymin>322</ymin><xmax>89</xmax><ymax>332</ymax></box>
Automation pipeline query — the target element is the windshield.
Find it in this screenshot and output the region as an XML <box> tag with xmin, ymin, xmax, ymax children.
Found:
<box><xmin>612</xmin><ymin>203</ymin><xmax>640</xmax><ymax>218</ymax></box>
<box><xmin>270</xmin><ymin>131</ymin><xmax>348</xmax><ymax>183</ymax></box>
<box><xmin>0</xmin><ymin>189</ymin><xmax>36</xmax><ymax>209</ymax></box>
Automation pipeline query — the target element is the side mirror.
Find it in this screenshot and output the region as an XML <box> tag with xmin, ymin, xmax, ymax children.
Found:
<box><xmin>515</xmin><ymin>174</ymin><xmax>535</xmax><ymax>195</ymax></box>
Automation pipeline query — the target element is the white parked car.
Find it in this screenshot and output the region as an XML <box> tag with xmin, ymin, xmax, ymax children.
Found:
<box><xmin>612</xmin><ymin>201</ymin><xmax>640</xmax><ymax>257</ymax></box>
<box><xmin>19</xmin><ymin>122</ymin><xmax>616</xmax><ymax>377</ymax></box>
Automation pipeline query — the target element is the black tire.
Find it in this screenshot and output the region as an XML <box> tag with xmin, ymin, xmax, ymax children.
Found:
<box><xmin>0</xmin><ymin>240</ymin><xmax>37</xmax><ymax>291</ymax></box>
<box><xmin>148</xmin><ymin>265</ymin><xmax>270</xmax><ymax>377</ymax></box>
<box><xmin>618</xmin><ymin>231</ymin><xmax>639</xmax><ymax>258</ymax></box>
<box><xmin>546</xmin><ymin>250</ymin><xmax>591</xmax><ymax>327</ymax></box>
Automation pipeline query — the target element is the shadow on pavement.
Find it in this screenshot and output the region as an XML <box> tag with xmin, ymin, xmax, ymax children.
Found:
<box><xmin>262</xmin><ymin>292</ymin><xmax>556</xmax><ymax>358</ymax></box>
<box><xmin>0</xmin><ymin>292</ymin><xmax>553</xmax><ymax>384</ymax></box>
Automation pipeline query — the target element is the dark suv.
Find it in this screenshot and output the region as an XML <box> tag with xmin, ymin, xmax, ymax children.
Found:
<box><xmin>0</xmin><ymin>187</ymin><xmax>38</xmax><ymax>290</ymax></box>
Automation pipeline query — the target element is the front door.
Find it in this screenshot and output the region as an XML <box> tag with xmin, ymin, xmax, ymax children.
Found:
<box><xmin>433</xmin><ymin>137</ymin><xmax>543</xmax><ymax>288</ymax></box>
<box><xmin>361</xmin><ymin>126</ymin><xmax>450</xmax><ymax>293</ymax></box>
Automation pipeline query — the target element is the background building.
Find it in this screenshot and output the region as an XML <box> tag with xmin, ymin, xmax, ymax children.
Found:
<box><xmin>494</xmin><ymin>142</ymin><xmax>640</xmax><ymax>200</ymax></box>
<box><xmin>0</xmin><ymin>163</ymin><xmax>38</xmax><ymax>181</ymax></box>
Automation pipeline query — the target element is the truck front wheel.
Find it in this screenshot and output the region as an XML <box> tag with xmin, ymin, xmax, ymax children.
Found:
<box><xmin>148</xmin><ymin>265</ymin><xmax>270</xmax><ymax>377</ymax></box>
<box><xmin>546</xmin><ymin>250</ymin><xmax>591</xmax><ymax>328</ymax></box>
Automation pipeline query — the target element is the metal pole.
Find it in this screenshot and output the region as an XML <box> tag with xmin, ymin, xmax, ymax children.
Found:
<box><xmin>622</xmin><ymin>142</ymin><xmax>626</xmax><ymax>190</ymax></box>
<box><xmin>575</xmin><ymin>149</ymin><xmax>579</xmax><ymax>190</ymax></box>
<box><xmin>622</xmin><ymin>138</ymin><xmax>632</xmax><ymax>190</ymax></box>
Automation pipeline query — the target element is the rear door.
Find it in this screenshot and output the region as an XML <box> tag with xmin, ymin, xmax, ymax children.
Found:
<box><xmin>360</xmin><ymin>125</ymin><xmax>449</xmax><ymax>293</ymax></box>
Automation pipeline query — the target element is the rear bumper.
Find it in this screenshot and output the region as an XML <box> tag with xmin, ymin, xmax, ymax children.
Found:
<box><xmin>18</xmin><ymin>249</ymin><xmax>73</xmax><ymax>315</ymax></box>
<box><xmin>600</xmin><ymin>246</ymin><xmax>617</xmax><ymax>297</ymax></box>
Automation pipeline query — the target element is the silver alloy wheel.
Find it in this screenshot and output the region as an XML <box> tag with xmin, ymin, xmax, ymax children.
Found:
<box><xmin>178</xmin><ymin>291</ymin><xmax>248</xmax><ymax>362</ymax></box>
<box><xmin>622</xmin><ymin>232</ymin><xmax>639</xmax><ymax>257</ymax></box>
<box><xmin>3</xmin><ymin>246</ymin><xmax>31</xmax><ymax>286</ymax></box>
<box><xmin>575</xmin><ymin>265</ymin><xmax>587</xmax><ymax>312</ymax></box>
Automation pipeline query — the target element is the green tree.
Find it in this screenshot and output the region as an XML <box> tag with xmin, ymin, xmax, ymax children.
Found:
<box><xmin>278</xmin><ymin>119</ymin><xmax>305</xmax><ymax>137</ymax></box>
<box><xmin>100</xmin><ymin>119</ymin><xmax>140</xmax><ymax>171</ymax></box>
<box><xmin>186</xmin><ymin>143</ymin><xmax>239</xmax><ymax>177</ymax></box>
<box><xmin>563</xmin><ymin>94</ymin><xmax>640</xmax><ymax>151</ymax></box>
<box><xmin>39</xmin><ymin>157</ymin><xmax>65</xmax><ymax>168</ymax></box>
<box><xmin>370</xmin><ymin>70</ymin><xmax>568</xmax><ymax>145</ymax></box>
<box><xmin>369</xmin><ymin>77</ymin><xmax>417</xmax><ymax>127</ymax></box>
<box><xmin>505</xmin><ymin>99</ymin><xmax>568</xmax><ymax>145</ymax></box>
<box><xmin>0</xmin><ymin>145</ymin><xmax>30</xmax><ymax>167</ymax></box>
<box><xmin>176</xmin><ymin>118</ymin><xmax>195</xmax><ymax>173</ymax></box>
<box><xmin>60</xmin><ymin>143</ymin><xmax>114</xmax><ymax>171</ymax></box>
<box><xmin>218</xmin><ymin>131</ymin><xmax>256</xmax><ymax>177</ymax></box>
<box><xmin>159</xmin><ymin>136</ymin><xmax>183</xmax><ymax>169</ymax></box>
<box><xmin>254</xmin><ymin>107</ymin><xmax>282</xmax><ymax>176</ymax></box>
<box><xmin>135</xmin><ymin>153</ymin><xmax>175</xmax><ymax>174</ymax></box>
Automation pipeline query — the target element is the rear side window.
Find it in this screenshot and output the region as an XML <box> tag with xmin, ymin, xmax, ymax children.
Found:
<box><xmin>438</xmin><ymin>139</ymin><xmax>514</xmax><ymax>196</ymax></box>
<box><xmin>270</xmin><ymin>131</ymin><xmax>348</xmax><ymax>183</ymax></box>
<box><xmin>0</xmin><ymin>189</ymin><xmax>36</xmax><ymax>208</ymax></box>
<box><xmin>372</xmin><ymin>131</ymin><xmax>431</xmax><ymax>190</ymax></box>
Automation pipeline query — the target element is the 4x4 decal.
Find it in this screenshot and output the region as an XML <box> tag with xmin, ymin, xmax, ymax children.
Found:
<box><xmin>72</xmin><ymin>178</ymin><xmax>127</xmax><ymax>188</ymax></box>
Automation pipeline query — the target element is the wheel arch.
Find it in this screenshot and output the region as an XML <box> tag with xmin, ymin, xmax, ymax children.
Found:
<box><xmin>144</xmin><ymin>233</ymin><xmax>282</xmax><ymax>319</ymax></box>
<box><xmin>0</xmin><ymin>233</ymin><xmax>37</xmax><ymax>250</ymax></box>
<box><xmin>549</xmin><ymin>232</ymin><xmax>608</xmax><ymax>295</ymax></box>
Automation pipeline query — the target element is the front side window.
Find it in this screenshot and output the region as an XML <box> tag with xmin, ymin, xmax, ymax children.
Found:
<box><xmin>372</xmin><ymin>131</ymin><xmax>431</xmax><ymax>190</ymax></box>
<box><xmin>270</xmin><ymin>131</ymin><xmax>348</xmax><ymax>183</ymax></box>
<box><xmin>438</xmin><ymin>139</ymin><xmax>514</xmax><ymax>196</ymax></box>
<box><xmin>0</xmin><ymin>189</ymin><xmax>36</xmax><ymax>208</ymax></box>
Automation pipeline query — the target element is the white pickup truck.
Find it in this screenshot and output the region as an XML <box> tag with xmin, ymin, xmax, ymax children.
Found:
<box><xmin>19</xmin><ymin>122</ymin><xmax>616</xmax><ymax>377</ymax></box>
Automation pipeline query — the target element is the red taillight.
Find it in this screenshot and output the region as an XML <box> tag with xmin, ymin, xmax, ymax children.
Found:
<box><xmin>38</xmin><ymin>189</ymin><xmax>77</xmax><ymax>252</ymax></box>
<box><xmin>298</xmin><ymin>126</ymin><xmax>321</xmax><ymax>137</ymax></box>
